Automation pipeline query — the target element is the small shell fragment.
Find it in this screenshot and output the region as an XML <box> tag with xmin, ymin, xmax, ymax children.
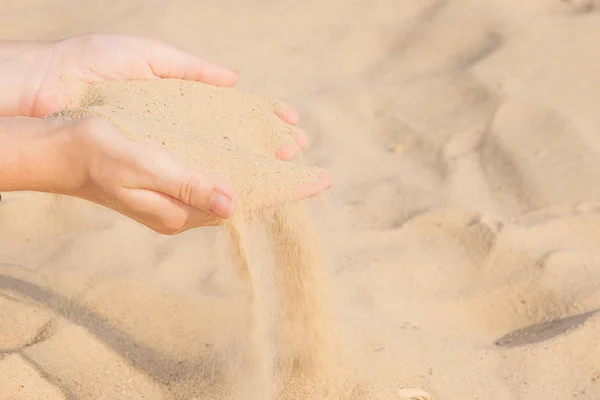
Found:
<box><xmin>398</xmin><ymin>388</ymin><xmax>432</xmax><ymax>400</ymax></box>
<box><xmin>389</xmin><ymin>144</ymin><xmax>405</xmax><ymax>154</ymax></box>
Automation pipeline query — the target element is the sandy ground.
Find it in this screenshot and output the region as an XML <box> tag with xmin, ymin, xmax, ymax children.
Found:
<box><xmin>2</xmin><ymin>0</ymin><xmax>600</xmax><ymax>399</ymax></box>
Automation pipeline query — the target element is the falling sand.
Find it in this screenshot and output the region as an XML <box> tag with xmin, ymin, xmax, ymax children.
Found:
<box><xmin>47</xmin><ymin>79</ymin><xmax>352</xmax><ymax>399</ymax></box>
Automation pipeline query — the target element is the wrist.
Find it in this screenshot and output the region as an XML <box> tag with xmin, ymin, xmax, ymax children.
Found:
<box><xmin>0</xmin><ymin>41</ymin><xmax>56</xmax><ymax>117</ymax></box>
<box><xmin>0</xmin><ymin>117</ymin><xmax>83</xmax><ymax>195</ymax></box>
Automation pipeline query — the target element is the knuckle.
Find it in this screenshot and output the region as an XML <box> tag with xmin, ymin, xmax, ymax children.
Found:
<box><xmin>178</xmin><ymin>173</ymin><xmax>211</xmax><ymax>208</ymax></box>
<box><xmin>178</xmin><ymin>177</ymin><xmax>195</xmax><ymax>206</ymax></box>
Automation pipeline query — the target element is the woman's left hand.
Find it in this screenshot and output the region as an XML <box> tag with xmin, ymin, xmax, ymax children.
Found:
<box><xmin>0</xmin><ymin>33</ymin><xmax>308</xmax><ymax>160</ymax></box>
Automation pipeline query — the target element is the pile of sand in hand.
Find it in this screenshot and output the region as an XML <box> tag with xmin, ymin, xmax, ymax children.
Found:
<box><xmin>50</xmin><ymin>79</ymin><xmax>328</xmax><ymax>215</ymax></box>
<box><xmin>49</xmin><ymin>79</ymin><xmax>351</xmax><ymax>400</ymax></box>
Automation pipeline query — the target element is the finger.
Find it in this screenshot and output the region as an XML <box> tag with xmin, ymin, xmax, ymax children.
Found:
<box><xmin>275</xmin><ymin>137</ymin><xmax>300</xmax><ymax>161</ymax></box>
<box><xmin>290</xmin><ymin>127</ymin><xmax>309</xmax><ymax>150</ymax></box>
<box><xmin>118</xmin><ymin>188</ymin><xmax>221</xmax><ymax>234</ymax></box>
<box><xmin>165</xmin><ymin>170</ymin><xmax>235</xmax><ymax>218</ymax></box>
<box><xmin>243</xmin><ymin>170</ymin><xmax>332</xmax><ymax>214</ymax></box>
<box><xmin>139</xmin><ymin>154</ymin><xmax>236</xmax><ymax>219</ymax></box>
<box><xmin>274</xmin><ymin>128</ymin><xmax>309</xmax><ymax>161</ymax></box>
<box><xmin>296</xmin><ymin>170</ymin><xmax>332</xmax><ymax>199</ymax></box>
<box><xmin>147</xmin><ymin>40</ymin><xmax>239</xmax><ymax>87</ymax></box>
<box><xmin>274</xmin><ymin>103</ymin><xmax>300</xmax><ymax>125</ymax></box>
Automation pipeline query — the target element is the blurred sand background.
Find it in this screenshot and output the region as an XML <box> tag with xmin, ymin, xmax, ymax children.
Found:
<box><xmin>2</xmin><ymin>0</ymin><xmax>600</xmax><ymax>399</ymax></box>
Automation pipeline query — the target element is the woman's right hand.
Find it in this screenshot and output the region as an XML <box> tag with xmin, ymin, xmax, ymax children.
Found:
<box><xmin>47</xmin><ymin>117</ymin><xmax>329</xmax><ymax>234</ymax></box>
<box><xmin>51</xmin><ymin>116</ymin><xmax>237</xmax><ymax>234</ymax></box>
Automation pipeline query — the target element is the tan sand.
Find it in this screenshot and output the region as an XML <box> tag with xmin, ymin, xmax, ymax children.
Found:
<box><xmin>51</xmin><ymin>79</ymin><xmax>326</xmax><ymax>215</ymax></box>
<box><xmin>48</xmin><ymin>79</ymin><xmax>344</xmax><ymax>399</ymax></box>
<box><xmin>2</xmin><ymin>1</ymin><xmax>600</xmax><ymax>399</ymax></box>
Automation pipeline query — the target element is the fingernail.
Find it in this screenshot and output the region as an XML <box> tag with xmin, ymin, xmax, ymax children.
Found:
<box><xmin>275</xmin><ymin>104</ymin><xmax>300</xmax><ymax>125</ymax></box>
<box><xmin>276</xmin><ymin>143</ymin><xmax>299</xmax><ymax>161</ymax></box>
<box><xmin>209</xmin><ymin>193</ymin><xmax>235</xmax><ymax>218</ymax></box>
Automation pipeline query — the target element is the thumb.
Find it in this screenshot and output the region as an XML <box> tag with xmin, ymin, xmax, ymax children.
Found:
<box><xmin>141</xmin><ymin>154</ymin><xmax>236</xmax><ymax>219</ymax></box>
<box><xmin>147</xmin><ymin>40</ymin><xmax>239</xmax><ymax>87</ymax></box>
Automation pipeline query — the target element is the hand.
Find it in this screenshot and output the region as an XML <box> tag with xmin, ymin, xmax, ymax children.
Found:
<box><xmin>46</xmin><ymin>117</ymin><xmax>329</xmax><ymax>235</ymax></box>
<box><xmin>53</xmin><ymin>116</ymin><xmax>233</xmax><ymax>233</ymax></box>
<box><xmin>0</xmin><ymin>33</ymin><xmax>309</xmax><ymax>160</ymax></box>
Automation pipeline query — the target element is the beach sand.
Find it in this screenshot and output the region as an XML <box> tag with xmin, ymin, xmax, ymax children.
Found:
<box><xmin>2</xmin><ymin>0</ymin><xmax>600</xmax><ymax>399</ymax></box>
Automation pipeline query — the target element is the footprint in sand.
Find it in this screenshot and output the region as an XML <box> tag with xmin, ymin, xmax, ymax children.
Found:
<box><xmin>460</xmin><ymin>208</ymin><xmax>600</xmax><ymax>348</ymax></box>
<box><xmin>378</xmin><ymin>73</ymin><xmax>499</xmax><ymax>146</ymax></box>
<box><xmin>0</xmin><ymin>353</ymin><xmax>68</xmax><ymax>400</ymax></box>
<box><xmin>331</xmin><ymin>208</ymin><xmax>500</xmax><ymax>302</ymax></box>
<box><xmin>495</xmin><ymin>233</ymin><xmax>600</xmax><ymax>347</ymax></box>
<box><xmin>306</xmin><ymin>73</ymin><xmax>500</xmax><ymax>230</ymax></box>
<box><xmin>562</xmin><ymin>0</ymin><xmax>598</xmax><ymax>13</ymax></box>
<box><xmin>0</xmin><ymin>294</ymin><xmax>54</xmax><ymax>356</ymax></box>
<box><xmin>368</xmin><ymin>0</ymin><xmax>503</xmax><ymax>81</ymax></box>
<box><xmin>480</xmin><ymin>99</ymin><xmax>600</xmax><ymax>214</ymax></box>
<box><xmin>0</xmin><ymin>263</ymin><xmax>57</xmax><ymax>357</ymax></box>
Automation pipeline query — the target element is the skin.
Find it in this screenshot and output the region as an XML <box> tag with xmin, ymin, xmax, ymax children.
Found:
<box><xmin>0</xmin><ymin>33</ymin><xmax>331</xmax><ymax>234</ymax></box>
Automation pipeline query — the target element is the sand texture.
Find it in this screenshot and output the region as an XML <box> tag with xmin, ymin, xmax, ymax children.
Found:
<box><xmin>2</xmin><ymin>1</ymin><xmax>600</xmax><ymax>399</ymax></box>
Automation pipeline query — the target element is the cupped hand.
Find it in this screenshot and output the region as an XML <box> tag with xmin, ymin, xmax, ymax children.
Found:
<box><xmin>3</xmin><ymin>33</ymin><xmax>309</xmax><ymax>160</ymax></box>
<box><xmin>61</xmin><ymin>116</ymin><xmax>234</xmax><ymax>234</ymax></box>
<box><xmin>54</xmin><ymin>116</ymin><xmax>329</xmax><ymax>235</ymax></box>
